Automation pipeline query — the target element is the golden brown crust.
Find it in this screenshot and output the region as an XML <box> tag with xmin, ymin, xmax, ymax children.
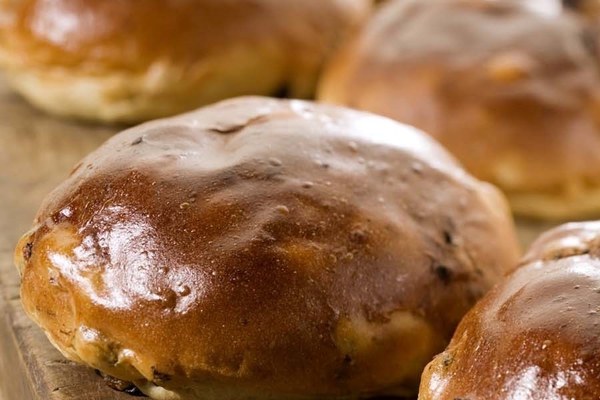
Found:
<box><xmin>419</xmin><ymin>220</ymin><xmax>600</xmax><ymax>400</ymax></box>
<box><xmin>318</xmin><ymin>0</ymin><xmax>600</xmax><ymax>220</ymax></box>
<box><xmin>14</xmin><ymin>97</ymin><xmax>520</xmax><ymax>398</ymax></box>
<box><xmin>0</xmin><ymin>0</ymin><xmax>369</xmax><ymax>122</ymax></box>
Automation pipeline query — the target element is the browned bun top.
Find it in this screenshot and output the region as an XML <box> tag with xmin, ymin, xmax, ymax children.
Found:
<box><xmin>0</xmin><ymin>0</ymin><xmax>365</xmax><ymax>73</ymax></box>
<box><xmin>0</xmin><ymin>0</ymin><xmax>369</xmax><ymax>122</ymax></box>
<box><xmin>15</xmin><ymin>97</ymin><xmax>519</xmax><ymax>398</ymax></box>
<box><xmin>419</xmin><ymin>220</ymin><xmax>600</xmax><ymax>399</ymax></box>
<box><xmin>319</xmin><ymin>0</ymin><xmax>600</xmax><ymax>219</ymax></box>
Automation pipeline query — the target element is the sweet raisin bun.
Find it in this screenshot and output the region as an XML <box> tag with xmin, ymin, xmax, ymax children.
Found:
<box><xmin>318</xmin><ymin>0</ymin><xmax>600</xmax><ymax>220</ymax></box>
<box><xmin>0</xmin><ymin>0</ymin><xmax>369</xmax><ymax>123</ymax></box>
<box><xmin>14</xmin><ymin>97</ymin><xmax>520</xmax><ymax>399</ymax></box>
<box><xmin>420</xmin><ymin>221</ymin><xmax>600</xmax><ymax>399</ymax></box>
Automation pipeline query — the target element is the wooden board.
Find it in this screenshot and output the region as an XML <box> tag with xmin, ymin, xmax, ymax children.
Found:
<box><xmin>0</xmin><ymin>76</ymin><xmax>558</xmax><ymax>400</ymax></box>
<box><xmin>0</xmin><ymin>77</ymin><xmax>136</xmax><ymax>400</ymax></box>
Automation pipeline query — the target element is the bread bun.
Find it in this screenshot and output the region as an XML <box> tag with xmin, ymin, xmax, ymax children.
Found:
<box><xmin>0</xmin><ymin>0</ymin><xmax>369</xmax><ymax>123</ymax></box>
<box><xmin>420</xmin><ymin>220</ymin><xmax>600</xmax><ymax>399</ymax></box>
<box><xmin>318</xmin><ymin>0</ymin><xmax>600</xmax><ymax>220</ymax></box>
<box><xmin>14</xmin><ymin>97</ymin><xmax>520</xmax><ymax>399</ymax></box>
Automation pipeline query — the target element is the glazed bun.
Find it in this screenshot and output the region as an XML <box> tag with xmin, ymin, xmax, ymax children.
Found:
<box><xmin>14</xmin><ymin>97</ymin><xmax>520</xmax><ymax>399</ymax></box>
<box><xmin>318</xmin><ymin>0</ymin><xmax>600</xmax><ymax>220</ymax></box>
<box><xmin>0</xmin><ymin>0</ymin><xmax>369</xmax><ymax>123</ymax></box>
<box><xmin>420</xmin><ymin>221</ymin><xmax>600</xmax><ymax>399</ymax></box>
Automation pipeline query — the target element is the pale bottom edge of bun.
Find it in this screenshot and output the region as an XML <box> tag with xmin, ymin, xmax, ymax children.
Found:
<box><xmin>2</xmin><ymin>48</ymin><xmax>302</xmax><ymax>123</ymax></box>
<box><xmin>134</xmin><ymin>380</ymin><xmax>387</xmax><ymax>400</ymax></box>
<box><xmin>5</xmin><ymin>67</ymin><xmax>203</xmax><ymax>124</ymax></box>
<box><xmin>136</xmin><ymin>381</ymin><xmax>181</xmax><ymax>400</ymax></box>
<box><xmin>507</xmin><ymin>185</ymin><xmax>600</xmax><ymax>221</ymax></box>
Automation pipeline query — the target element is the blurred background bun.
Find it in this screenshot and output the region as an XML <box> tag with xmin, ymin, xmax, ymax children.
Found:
<box><xmin>0</xmin><ymin>0</ymin><xmax>369</xmax><ymax>123</ymax></box>
<box><xmin>319</xmin><ymin>0</ymin><xmax>600</xmax><ymax>220</ymax></box>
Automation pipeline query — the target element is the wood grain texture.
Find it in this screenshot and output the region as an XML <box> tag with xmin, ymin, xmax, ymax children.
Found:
<box><xmin>0</xmin><ymin>76</ymin><xmax>135</xmax><ymax>400</ymax></box>
<box><xmin>0</xmin><ymin>76</ymin><xmax>555</xmax><ymax>400</ymax></box>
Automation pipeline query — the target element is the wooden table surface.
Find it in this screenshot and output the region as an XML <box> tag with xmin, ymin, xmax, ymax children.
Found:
<box><xmin>0</xmin><ymin>77</ymin><xmax>137</xmax><ymax>400</ymax></box>
<box><xmin>0</xmin><ymin>76</ymin><xmax>555</xmax><ymax>400</ymax></box>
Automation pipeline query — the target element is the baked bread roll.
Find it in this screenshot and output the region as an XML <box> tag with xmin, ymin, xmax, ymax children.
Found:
<box><xmin>0</xmin><ymin>0</ymin><xmax>369</xmax><ymax>123</ymax></box>
<box><xmin>318</xmin><ymin>0</ymin><xmax>600</xmax><ymax>220</ymax></box>
<box><xmin>14</xmin><ymin>97</ymin><xmax>519</xmax><ymax>399</ymax></box>
<box><xmin>420</xmin><ymin>220</ymin><xmax>600</xmax><ymax>399</ymax></box>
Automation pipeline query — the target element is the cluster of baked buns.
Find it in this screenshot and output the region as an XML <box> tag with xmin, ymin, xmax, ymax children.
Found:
<box><xmin>7</xmin><ymin>0</ymin><xmax>600</xmax><ymax>399</ymax></box>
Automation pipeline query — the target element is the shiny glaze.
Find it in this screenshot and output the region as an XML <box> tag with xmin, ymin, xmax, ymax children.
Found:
<box><xmin>420</xmin><ymin>221</ymin><xmax>600</xmax><ymax>399</ymax></box>
<box><xmin>319</xmin><ymin>0</ymin><xmax>600</xmax><ymax>218</ymax></box>
<box><xmin>15</xmin><ymin>97</ymin><xmax>520</xmax><ymax>397</ymax></box>
<box><xmin>0</xmin><ymin>0</ymin><xmax>369</xmax><ymax>119</ymax></box>
<box><xmin>0</xmin><ymin>0</ymin><xmax>367</xmax><ymax>70</ymax></box>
